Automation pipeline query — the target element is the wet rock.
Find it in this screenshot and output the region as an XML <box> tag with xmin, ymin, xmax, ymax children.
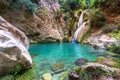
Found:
<box><xmin>51</xmin><ymin>61</ymin><xmax>65</xmax><ymax>73</ymax></box>
<box><xmin>75</xmin><ymin>58</ymin><xmax>88</xmax><ymax>66</ymax></box>
<box><xmin>69</xmin><ymin>72</ymin><xmax>80</xmax><ymax>80</ymax></box>
<box><xmin>0</xmin><ymin>16</ymin><xmax>32</xmax><ymax>76</ymax></box>
<box><xmin>43</xmin><ymin>73</ymin><xmax>53</xmax><ymax>80</ymax></box>
<box><xmin>78</xmin><ymin>63</ymin><xmax>120</xmax><ymax>80</ymax></box>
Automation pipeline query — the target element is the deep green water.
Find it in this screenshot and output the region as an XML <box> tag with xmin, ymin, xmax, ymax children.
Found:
<box><xmin>29</xmin><ymin>43</ymin><xmax>98</xmax><ymax>80</ymax></box>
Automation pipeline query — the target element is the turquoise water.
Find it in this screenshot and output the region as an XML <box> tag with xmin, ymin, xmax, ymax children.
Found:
<box><xmin>29</xmin><ymin>43</ymin><xmax>98</xmax><ymax>80</ymax></box>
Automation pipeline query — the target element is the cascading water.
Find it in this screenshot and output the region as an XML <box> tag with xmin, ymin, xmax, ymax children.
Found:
<box><xmin>72</xmin><ymin>10</ymin><xmax>87</xmax><ymax>42</ymax></box>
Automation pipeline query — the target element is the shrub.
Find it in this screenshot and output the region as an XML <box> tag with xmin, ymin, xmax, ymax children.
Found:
<box><xmin>63</xmin><ymin>12</ymin><xmax>70</xmax><ymax>21</ymax></box>
<box><xmin>0</xmin><ymin>0</ymin><xmax>11</xmax><ymax>12</ymax></box>
<box><xmin>102</xmin><ymin>25</ymin><xmax>113</xmax><ymax>34</ymax></box>
<box><xmin>110</xmin><ymin>45</ymin><xmax>120</xmax><ymax>54</ymax></box>
<box><xmin>22</xmin><ymin>0</ymin><xmax>37</xmax><ymax>13</ymax></box>
<box><xmin>89</xmin><ymin>8</ymin><xmax>105</xmax><ymax>28</ymax></box>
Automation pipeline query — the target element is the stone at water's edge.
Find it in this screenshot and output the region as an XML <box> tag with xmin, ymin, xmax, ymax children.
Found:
<box><xmin>78</xmin><ymin>63</ymin><xmax>120</xmax><ymax>80</ymax></box>
<box><xmin>75</xmin><ymin>58</ymin><xmax>88</xmax><ymax>66</ymax></box>
<box><xmin>0</xmin><ymin>16</ymin><xmax>32</xmax><ymax>76</ymax></box>
<box><xmin>43</xmin><ymin>73</ymin><xmax>53</xmax><ymax>80</ymax></box>
<box><xmin>69</xmin><ymin>72</ymin><xmax>80</xmax><ymax>80</ymax></box>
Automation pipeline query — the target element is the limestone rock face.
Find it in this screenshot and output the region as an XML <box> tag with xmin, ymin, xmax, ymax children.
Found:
<box><xmin>87</xmin><ymin>34</ymin><xmax>118</xmax><ymax>48</ymax></box>
<box><xmin>0</xmin><ymin>16</ymin><xmax>32</xmax><ymax>76</ymax></box>
<box><xmin>1</xmin><ymin>0</ymin><xmax>69</xmax><ymax>43</ymax></box>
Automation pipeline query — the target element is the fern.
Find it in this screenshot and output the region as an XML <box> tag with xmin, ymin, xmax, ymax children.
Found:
<box><xmin>79</xmin><ymin>0</ymin><xmax>86</xmax><ymax>9</ymax></box>
<box><xmin>89</xmin><ymin>0</ymin><xmax>96</xmax><ymax>8</ymax></box>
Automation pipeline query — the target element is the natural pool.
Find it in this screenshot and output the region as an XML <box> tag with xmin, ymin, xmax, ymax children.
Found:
<box><xmin>29</xmin><ymin>43</ymin><xmax>99</xmax><ymax>80</ymax></box>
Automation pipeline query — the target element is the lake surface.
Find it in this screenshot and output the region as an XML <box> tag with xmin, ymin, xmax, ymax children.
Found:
<box><xmin>29</xmin><ymin>43</ymin><xmax>98</xmax><ymax>80</ymax></box>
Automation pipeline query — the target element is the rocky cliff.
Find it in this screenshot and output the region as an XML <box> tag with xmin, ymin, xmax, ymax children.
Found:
<box><xmin>0</xmin><ymin>16</ymin><xmax>32</xmax><ymax>76</ymax></box>
<box><xmin>0</xmin><ymin>0</ymin><xmax>69</xmax><ymax>43</ymax></box>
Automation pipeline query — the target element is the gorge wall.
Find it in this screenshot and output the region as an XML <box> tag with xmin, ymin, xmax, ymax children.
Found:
<box><xmin>0</xmin><ymin>0</ymin><xmax>69</xmax><ymax>43</ymax></box>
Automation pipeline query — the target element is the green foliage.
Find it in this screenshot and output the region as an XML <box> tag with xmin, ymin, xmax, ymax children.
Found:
<box><xmin>63</xmin><ymin>12</ymin><xmax>70</xmax><ymax>21</ymax></box>
<box><xmin>60</xmin><ymin>0</ymin><xmax>80</xmax><ymax>12</ymax></box>
<box><xmin>89</xmin><ymin>8</ymin><xmax>105</xmax><ymax>28</ymax></box>
<box><xmin>10</xmin><ymin>0</ymin><xmax>37</xmax><ymax>13</ymax></box>
<box><xmin>15</xmin><ymin>67</ymin><xmax>36</xmax><ymax>80</ymax></box>
<box><xmin>23</xmin><ymin>0</ymin><xmax>37</xmax><ymax>13</ymax></box>
<box><xmin>54</xmin><ymin>10</ymin><xmax>62</xmax><ymax>20</ymax></box>
<box><xmin>111</xmin><ymin>31</ymin><xmax>120</xmax><ymax>40</ymax></box>
<box><xmin>113</xmin><ymin>58</ymin><xmax>120</xmax><ymax>69</ymax></box>
<box><xmin>79</xmin><ymin>0</ymin><xmax>86</xmax><ymax>9</ymax></box>
<box><xmin>60</xmin><ymin>71</ymin><xmax>70</xmax><ymax>80</ymax></box>
<box><xmin>60</xmin><ymin>0</ymin><xmax>96</xmax><ymax>11</ymax></box>
<box><xmin>89</xmin><ymin>0</ymin><xmax>96</xmax><ymax>8</ymax></box>
<box><xmin>110</xmin><ymin>45</ymin><xmax>120</xmax><ymax>54</ymax></box>
<box><xmin>95</xmin><ymin>57</ymin><xmax>106</xmax><ymax>62</ymax></box>
<box><xmin>14</xmin><ymin>65</ymin><xmax>22</xmax><ymax>75</ymax></box>
<box><xmin>37</xmin><ymin>7</ymin><xmax>48</xmax><ymax>16</ymax></box>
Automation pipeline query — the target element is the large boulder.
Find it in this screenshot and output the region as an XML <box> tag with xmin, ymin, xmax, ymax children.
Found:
<box><xmin>74</xmin><ymin>58</ymin><xmax>88</xmax><ymax>66</ymax></box>
<box><xmin>75</xmin><ymin>63</ymin><xmax>120</xmax><ymax>80</ymax></box>
<box><xmin>0</xmin><ymin>16</ymin><xmax>32</xmax><ymax>76</ymax></box>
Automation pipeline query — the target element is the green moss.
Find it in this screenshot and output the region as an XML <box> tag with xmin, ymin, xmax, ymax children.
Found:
<box><xmin>73</xmin><ymin>66</ymin><xmax>81</xmax><ymax>72</ymax></box>
<box><xmin>60</xmin><ymin>71</ymin><xmax>70</xmax><ymax>80</ymax></box>
<box><xmin>107</xmin><ymin>45</ymin><xmax>120</xmax><ymax>54</ymax></box>
<box><xmin>113</xmin><ymin>58</ymin><xmax>120</xmax><ymax>69</ymax></box>
<box><xmin>95</xmin><ymin>56</ymin><xmax>106</xmax><ymax>62</ymax></box>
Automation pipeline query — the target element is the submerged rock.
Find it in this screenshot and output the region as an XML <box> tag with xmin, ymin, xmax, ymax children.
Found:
<box><xmin>51</xmin><ymin>61</ymin><xmax>65</xmax><ymax>73</ymax></box>
<box><xmin>43</xmin><ymin>73</ymin><xmax>53</xmax><ymax>80</ymax></box>
<box><xmin>0</xmin><ymin>16</ymin><xmax>32</xmax><ymax>76</ymax></box>
<box><xmin>75</xmin><ymin>58</ymin><xmax>88</xmax><ymax>66</ymax></box>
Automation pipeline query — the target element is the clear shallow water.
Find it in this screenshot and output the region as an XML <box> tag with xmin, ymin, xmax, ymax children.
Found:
<box><xmin>29</xmin><ymin>43</ymin><xmax>98</xmax><ymax>80</ymax></box>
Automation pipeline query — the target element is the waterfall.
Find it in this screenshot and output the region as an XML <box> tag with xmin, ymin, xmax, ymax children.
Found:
<box><xmin>72</xmin><ymin>10</ymin><xmax>87</xmax><ymax>42</ymax></box>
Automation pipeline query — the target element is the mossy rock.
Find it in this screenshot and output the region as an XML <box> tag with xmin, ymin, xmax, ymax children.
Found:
<box><xmin>112</xmin><ymin>58</ymin><xmax>120</xmax><ymax>69</ymax></box>
<box><xmin>78</xmin><ymin>63</ymin><xmax>119</xmax><ymax>80</ymax></box>
<box><xmin>95</xmin><ymin>57</ymin><xmax>116</xmax><ymax>67</ymax></box>
<box><xmin>51</xmin><ymin>61</ymin><xmax>65</xmax><ymax>72</ymax></box>
<box><xmin>59</xmin><ymin>71</ymin><xmax>70</xmax><ymax>80</ymax></box>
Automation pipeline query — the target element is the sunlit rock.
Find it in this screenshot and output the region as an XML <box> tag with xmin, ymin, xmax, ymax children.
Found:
<box><xmin>43</xmin><ymin>73</ymin><xmax>53</xmax><ymax>80</ymax></box>
<box><xmin>0</xmin><ymin>16</ymin><xmax>32</xmax><ymax>76</ymax></box>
